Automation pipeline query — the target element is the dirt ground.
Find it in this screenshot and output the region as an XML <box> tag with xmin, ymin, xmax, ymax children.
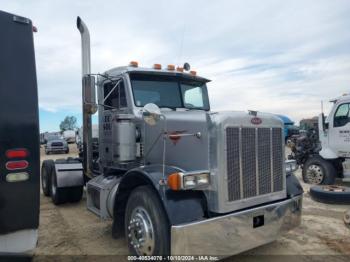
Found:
<box><xmin>33</xmin><ymin>144</ymin><xmax>350</xmax><ymax>261</ymax></box>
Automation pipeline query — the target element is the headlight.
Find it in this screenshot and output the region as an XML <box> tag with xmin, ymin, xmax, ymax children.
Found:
<box><xmin>285</xmin><ymin>160</ymin><xmax>298</xmax><ymax>173</ymax></box>
<box><xmin>167</xmin><ymin>171</ymin><xmax>210</xmax><ymax>190</ymax></box>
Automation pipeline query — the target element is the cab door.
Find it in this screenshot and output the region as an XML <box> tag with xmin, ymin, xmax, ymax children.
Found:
<box><xmin>328</xmin><ymin>102</ymin><xmax>350</xmax><ymax>157</ymax></box>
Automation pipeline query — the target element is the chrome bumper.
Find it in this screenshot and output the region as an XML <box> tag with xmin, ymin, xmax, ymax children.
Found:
<box><xmin>171</xmin><ymin>194</ymin><xmax>302</xmax><ymax>256</ymax></box>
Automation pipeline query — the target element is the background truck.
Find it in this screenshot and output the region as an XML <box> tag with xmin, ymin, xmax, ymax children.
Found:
<box><xmin>290</xmin><ymin>94</ymin><xmax>350</xmax><ymax>184</ymax></box>
<box><xmin>41</xmin><ymin>17</ymin><xmax>303</xmax><ymax>257</ymax></box>
<box><xmin>0</xmin><ymin>10</ymin><xmax>39</xmax><ymax>253</ymax></box>
<box><xmin>275</xmin><ymin>114</ymin><xmax>299</xmax><ymax>142</ymax></box>
<box><xmin>62</xmin><ymin>130</ymin><xmax>76</xmax><ymax>143</ymax></box>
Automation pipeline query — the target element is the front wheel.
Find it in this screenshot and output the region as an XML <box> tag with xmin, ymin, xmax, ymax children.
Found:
<box><xmin>124</xmin><ymin>185</ymin><xmax>170</xmax><ymax>256</ymax></box>
<box><xmin>302</xmin><ymin>156</ymin><xmax>336</xmax><ymax>185</ymax></box>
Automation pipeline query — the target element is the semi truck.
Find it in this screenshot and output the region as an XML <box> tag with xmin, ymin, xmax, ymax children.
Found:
<box><xmin>41</xmin><ymin>17</ymin><xmax>303</xmax><ymax>257</ymax></box>
<box><xmin>0</xmin><ymin>10</ymin><xmax>40</xmax><ymax>253</ymax></box>
<box><xmin>291</xmin><ymin>94</ymin><xmax>350</xmax><ymax>185</ymax></box>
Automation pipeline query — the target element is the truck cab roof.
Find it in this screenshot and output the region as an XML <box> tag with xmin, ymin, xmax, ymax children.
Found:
<box><xmin>329</xmin><ymin>94</ymin><xmax>350</xmax><ymax>103</ymax></box>
<box><xmin>103</xmin><ymin>66</ymin><xmax>211</xmax><ymax>83</ymax></box>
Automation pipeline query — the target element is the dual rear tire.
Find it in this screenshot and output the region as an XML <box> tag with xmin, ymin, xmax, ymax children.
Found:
<box><xmin>41</xmin><ymin>160</ymin><xmax>83</xmax><ymax>205</ymax></box>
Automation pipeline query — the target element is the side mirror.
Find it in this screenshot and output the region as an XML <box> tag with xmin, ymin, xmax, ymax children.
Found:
<box><xmin>83</xmin><ymin>75</ymin><xmax>97</xmax><ymax>114</ymax></box>
<box><xmin>322</xmin><ymin>113</ymin><xmax>329</xmax><ymax>130</ymax></box>
<box><xmin>142</xmin><ymin>103</ymin><xmax>161</xmax><ymax>126</ymax></box>
<box><xmin>319</xmin><ymin>113</ymin><xmax>328</xmax><ymax>132</ymax></box>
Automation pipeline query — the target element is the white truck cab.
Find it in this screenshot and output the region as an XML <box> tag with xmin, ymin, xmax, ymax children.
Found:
<box><xmin>320</xmin><ymin>94</ymin><xmax>350</xmax><ymax>159</ymax></box>
<box><xmin>301</xmin><ymin>94</ymin><xmax>350</xmax><ymax>184</ymax></box>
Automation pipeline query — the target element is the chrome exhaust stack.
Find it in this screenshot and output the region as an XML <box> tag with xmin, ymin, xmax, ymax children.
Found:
<box><xmin>77</xmin><ymin>16</ymin><xmax>96</xmax><ymax>178</ymax></box>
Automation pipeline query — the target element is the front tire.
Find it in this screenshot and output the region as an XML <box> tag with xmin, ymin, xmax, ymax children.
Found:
<box><xmin>124</xmin><ymin>185</ymin><xmax>170</xmax><ymax>256</ymax></box>
<box><xmin>302</xmin><ymin>156</ymin><xmax>336</xmax><ymax>185</ymax></box>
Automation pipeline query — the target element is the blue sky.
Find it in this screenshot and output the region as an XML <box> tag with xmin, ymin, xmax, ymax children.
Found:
<box><xmin>2</xmin><ymin>0</ymin><xmax>350</xmax><ymax>132</ymax></box>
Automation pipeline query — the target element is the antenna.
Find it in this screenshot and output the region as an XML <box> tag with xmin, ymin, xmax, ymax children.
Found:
<box><xmin>321</xmin><ymin>100</ymin><xmax>324</xmax><ymax>114</ymax></box>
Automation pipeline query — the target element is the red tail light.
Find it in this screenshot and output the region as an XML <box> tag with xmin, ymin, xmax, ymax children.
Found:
<box><xmin>6</xmin><ymin>160</ymin><xmax>29</xmax><ymax>170</ymax></box>
<box><xmin>6</xmin><ymin>149</ymin><xmax>29</xmax><ymax>158</ymax></box>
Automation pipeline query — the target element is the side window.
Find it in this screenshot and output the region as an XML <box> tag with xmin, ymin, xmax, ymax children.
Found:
<box><xmin>103</xmin><ymin>80</ymin><xmax>127</xmax><ymax>110</ymax></box>
<box><xmin>182</xmin><ymin>85</ymin><xmax>204</xmax><ymax>108</ymax></box>
<box><xmin>334</xmin><ymin>103</ymin><xmax>350</xmax><ymax>127</ymax></box>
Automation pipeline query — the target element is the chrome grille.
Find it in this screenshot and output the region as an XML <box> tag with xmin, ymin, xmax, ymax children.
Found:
<box><xmin>226</xmin><ymin>128</ymin><xmax>240</xmax><ymax>201</ymax></box>
<box><xmin>272</xmin><ymin>128</ymin><xmax>283</xmax><ymax>192</ymax></box>
<box><xmin>226</xmin><ymin>127</ymin><xmax>283</xmax><ymax>202</ymax></box>
<box><xmin>241</xmin><ymin>128</ymin><xmax>256</xmax><ymax>198</ymax></box>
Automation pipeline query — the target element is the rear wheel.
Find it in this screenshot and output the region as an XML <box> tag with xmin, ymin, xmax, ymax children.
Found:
<box><xmin>124</xmin><ymin>186</ymin><xmax>170</xmax><ymax>256</ymax></box>
<box><xmin>50</xmin><ymin>168</ymin><xmax>67</xmax><ymax>205</ymax></box>
<box><xmin>302</xmin><ymin>156</ymin><xmax>336</xmax><ymax>185</ymax></box>
<box><xmin>41</xmin><ymin>160</ymin><xmax>54</xmax><ymax>196</ymax></box>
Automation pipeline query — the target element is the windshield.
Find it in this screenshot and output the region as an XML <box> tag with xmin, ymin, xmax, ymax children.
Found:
<box><xmin>130</xmin><ymin>73</ymin><xmax>210</xmax><ymax>110</ymax></box>
<box><xmin>47</xmin><ymin>135</ymin><xmax>60</xmax><ymax>141</ymax></box>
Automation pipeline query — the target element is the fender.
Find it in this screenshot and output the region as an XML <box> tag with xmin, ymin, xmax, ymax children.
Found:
<box><xmin>54</xmin><ymin>159</ymin><xmax>84</xmax><ymax>188</ymax></box>
<box><xmin>319</xmin><ymin>148</ymin><xmax>338</xmax><ymax>159</ymax></box>
<box><xmin>112</xmin><ymin>165</ymin><xmax>207</xmax><ymax>237</ymax></box>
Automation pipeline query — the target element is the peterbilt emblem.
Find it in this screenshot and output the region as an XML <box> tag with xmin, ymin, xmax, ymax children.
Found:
<box><xmin>251</xmin><ymin>117</ymin><xmax>262</xmax><ymax>125</ymax></box>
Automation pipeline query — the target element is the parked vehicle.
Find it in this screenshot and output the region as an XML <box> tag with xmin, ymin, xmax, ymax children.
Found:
<box><xmin>0</xmin><ymin>10</ymin><xmax>39</xmax><ymax>253</ymax></box>
<box><xmin>45</xmin><ymin>137</ymin><xmax>69</xmax><ymax>154</ymax></box>
<box><xmin>40</xmin><ymin>131</ymin><xmax>61</xmax><ymax>144</ymax></box>
<box><xmin>63</xmin><ymin>130</ymin><xmax>76</xmax><ymax>143</ymax></box>
<box><xmin>76</xmin><ymin>125</ymin><xmax>98</xmax><ymax>153</ymax></box>
<box><xmin>275</xmin><ymin>114</ymin><xmax>299</xmax><ymax>142</ymax></box>
<box><xmin>300</xmin><ymin>116</ymin><xmax>318</xmax><ymax>132</ymax></box>
<box><xmin>290</xmin><ymin>94</ymin><xmax>350</xmax><ymax>184</ymax></box>
<box><xmin>41</xmin><ymin>17</ymin><xmax>303</xmax><ymax>257</ymax></box>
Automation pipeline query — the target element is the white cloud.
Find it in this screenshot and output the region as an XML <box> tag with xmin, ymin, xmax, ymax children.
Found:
<box><xmin>1</xmin><ymin>0</ymin><xmax>350</xmax><ymax>124</ymax></box>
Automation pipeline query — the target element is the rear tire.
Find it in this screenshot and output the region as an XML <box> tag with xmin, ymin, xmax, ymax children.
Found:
<box><xmin>302</xmin><ymin>156</ymin><xmax>336</xmax><ymax>185</ymax></box>
<box><xmin>41</xmin><ymin>160</ymin><xmax>54</xmax><ymax>196</ymax></box>
<box><xmin>50</xmin><ymin>168</ymin><xmax>67</xmax><ymax>205</ymax></box>
<box><xmin>124</xmin><ymin>185</ymin><xmax>170</xmax><ymax>256</ymax></box>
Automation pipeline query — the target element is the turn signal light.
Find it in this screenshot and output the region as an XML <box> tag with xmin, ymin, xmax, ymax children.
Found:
<box><xmin>153</xmin><ymin>64</ymin><xmax>162</xmax><ymax>70</ymax></box>
<box><xmin>167</xmin><ymin>173</ymin><xmax>182</xmax><ymax>191</ymax></box>
<box><xmin>167</xmin><ymin>65</ymin><xmax>175</xmax><ymax>71</ymax></box>
<box><xmin>6</xmin><ymin>160</ymin><xmax>29</xmax><ymax>170</ymax></box>
<box><xmin>129</xmin><ymin>61</ymin><xmax>138</xmax><ymax>67</ymax></box>
<box><xmin>190</xmin><ymin>70</ymin><xmax>197</xmax><ymax>76</ymax></box>
<box><xmin>6</xmin><ymin>149</ymin><xmax>29</xmax><ymax>159</ymax></box>
<box><xmin>176</xmin><ymin>67</ymin><xmax>184</xmax><ymax>72</ymax></box>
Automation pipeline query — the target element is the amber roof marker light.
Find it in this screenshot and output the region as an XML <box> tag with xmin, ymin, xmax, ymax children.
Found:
<box><xmin>129</xmin><ymin>61</ymin><xmax>139</xmax><ymax>67</ymax></box>
<box><xmin>153</xmin><ymin>63</ymin><xmax>162</xmax><ymax>70</ymax></box>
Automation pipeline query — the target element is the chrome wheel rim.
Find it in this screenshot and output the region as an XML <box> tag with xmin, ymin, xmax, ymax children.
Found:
<box><xmin>127</xmin><ymin>207</ymin><xmax>155</xmax><ymax>255</ymax></box>
<box><xmin>306</xmin><ymin>164</ymin><xmax>324</xmax><ymax>184</ymax></box>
